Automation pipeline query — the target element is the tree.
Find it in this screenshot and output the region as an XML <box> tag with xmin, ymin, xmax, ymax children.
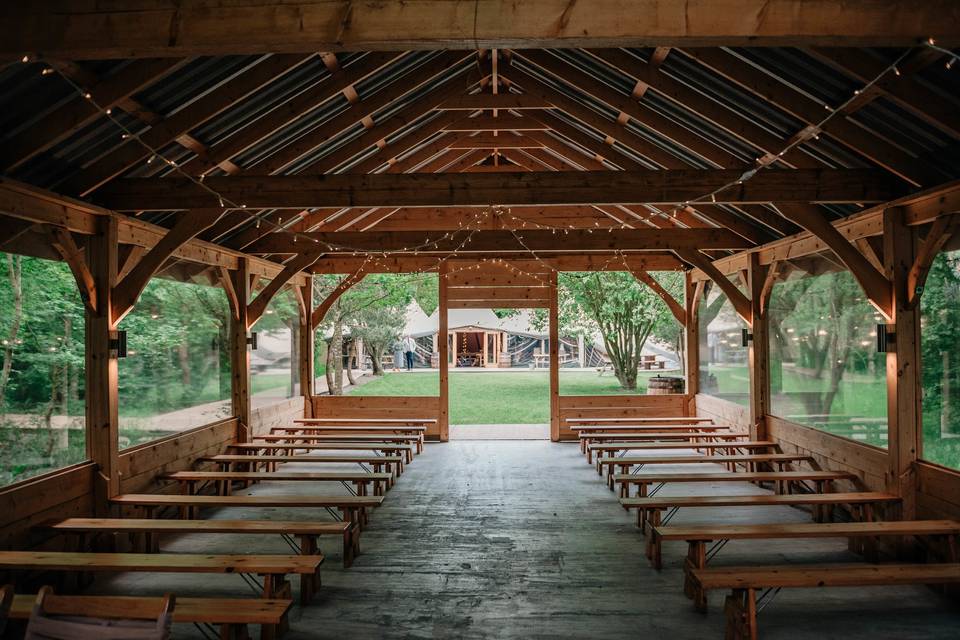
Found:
<box><xmin>559</xmin><ymin>271</ymin><xmax>681</xmax><ymax>390</ymax></box>
<box><xmin>350</xmin><ymin>305</ymin><xmax>407</xmax><ymax>376</ymax></box>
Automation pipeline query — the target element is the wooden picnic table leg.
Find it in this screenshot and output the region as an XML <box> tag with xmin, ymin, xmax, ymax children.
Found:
<box><xmin>217</xmin><ymin>622</ymin><xmax>251</xmax><ymax>640</ymax></box>
<box><xmin>296</xmin><ymin>535</ymin><xmax>322</xmax><ymax>605</ymax></box>
<box><xmin>686</xmin><ymin>541</ymin><xmax>709</xmax><ymax>611</ymax></box>
<box><xmin>724</xmin><ymin>588</ymin><xmax>758</xmax><ymax>640</ymax></box>
<box><xmin>259</xmin><ymin>574</ymin><xmax>291</xmax><ymax>636</ymax></box>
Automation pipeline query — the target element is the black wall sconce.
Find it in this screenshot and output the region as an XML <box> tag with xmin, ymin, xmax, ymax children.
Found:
<box><xmin>876</xmin><ymin>324</ymin><xmax>895</xmax><ymax>353</ymax></box>
<box><xmin>247</xmin><ymin>332</ymin><xmax>258</xmax><ymax>350</ymax></box>
<box><xmin>109</xmin><ymin>330</ymin><xmax>127</xmax><ymax>358</ymax></box>
<box><xmin>741</xmin><ymin>328</ymin><xmax>753</xmax><ymax>348</ymax></box>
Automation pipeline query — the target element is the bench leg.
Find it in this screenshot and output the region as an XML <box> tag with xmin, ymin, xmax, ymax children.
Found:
<box><xmin>684</xmin><ymin>541</ymin><xmax>708</xmax><ymax>611</ymax></box>
<box><xmin>218</xmin><ymin>623</ymin><xmax>251</xmax><ymax>640</ymax></box>
<box><xmin>724</xmin><ymin>588</ymin><xmax>758</xmax><ymax>640</ymax></box>
<box><xmin>298</xmin><ymin>534</ymin><xmax>323</xmax><ymax>599</ymax></box>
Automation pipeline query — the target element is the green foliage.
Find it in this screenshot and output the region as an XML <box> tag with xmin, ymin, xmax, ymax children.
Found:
<box><xmin>559</xmin><ymin>271</ymin><xmax>681</xmax><ymax>390</ymax></box>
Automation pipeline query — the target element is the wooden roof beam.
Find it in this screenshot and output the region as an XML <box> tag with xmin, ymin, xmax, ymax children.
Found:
<box><xmin>97</xmin><ymin>169</ymin><xmax>898</xmax><ymax>211</ymax></box>
<box><xmin>247</xmin><ymin>251</ymin><xmax>324</xmax><ymax>328</ymax></box>
<box><xmin>630</xmin><ymin>269</ymin><xmax>686</xmax><ymax>326</ymax></box>
<box><xmin>6</xmin><ymin>2</ymin><xmax>955</xmax><ymax>60</ymax></box>
<box><xmin>444</xmin><ymin>114</ymin><xmax>549</xmax><ymax>131</ymax></box>
<box><xmin>251</xmin><ymin>228</ymin><xmax>753</xmax><ymax>255</ymax></box>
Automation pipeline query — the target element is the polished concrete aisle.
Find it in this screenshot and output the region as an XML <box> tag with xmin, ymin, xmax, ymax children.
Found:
<box><xmin>106</xmin><ymin>441</ymin><xmax>960</xmax><ymax>639</ymax></box>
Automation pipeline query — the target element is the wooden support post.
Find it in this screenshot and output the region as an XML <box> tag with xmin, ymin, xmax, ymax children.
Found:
<box><xmin>299</xmin><ymin>276</ymin><xmax>315</xmax><ymax>418</ymax></box>
<box><xmin>549</xmin><ymin>272</ymin><xmax>560</xmax><ymax>441</ymax></box>
<box><xmin>85</xmin><ymin>216</ymin><xmax>119</xmax><ymax>512</ymax></box>
<box><xmin>884</xmin><ymin>207</ymin><xmax>920</xmax><ymax>522</ymax></box>
<box><xmin>747</xmin><ymin>253</ymin><xmax>771</xmax><ymax>440</ymax></box>
<box><xmin>230</xmin><ymin>259</ymin><xmax>252</xmax><ymax>442</ymax></box>
<box><xmin>438</xmin><ymin>262</ymin><xmax>450</xmax><ymax>442</ymax></box>
<box><xmin>684</xmin><ymin>272</ymin><xmax>701</xmax><ymax>410</ymax></box>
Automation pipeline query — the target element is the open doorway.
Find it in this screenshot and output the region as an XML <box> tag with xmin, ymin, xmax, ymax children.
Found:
<box><xmin>446</xmin><ymin>308</ymin><xmax>551</xmax><ymax>439</ymax></box>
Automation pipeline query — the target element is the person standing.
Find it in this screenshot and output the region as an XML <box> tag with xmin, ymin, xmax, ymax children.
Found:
<box><xmin>391</xmin><ymin>338</ymin><xmax>404</xmax><ymax>373</ymax></box>
<box><xmin>402</xmin><ymin>334</ymin><xmax>417</xmax><ymax>371</ymax></box>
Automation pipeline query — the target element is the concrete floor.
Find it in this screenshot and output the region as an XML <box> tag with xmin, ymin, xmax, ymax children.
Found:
<box><xmin>100</xmin><ymin>441</ymin><xmax>960</xmax><ymax>639</ymax></box>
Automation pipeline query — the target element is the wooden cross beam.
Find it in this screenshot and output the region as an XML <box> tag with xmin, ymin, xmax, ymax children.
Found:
<box><xmin>95</xmin><ymin>169</ymin><xmax>899</xmax><ymax>211</ymax></box>
<box><xmin>629</xmin><ymin>269</ymin><xmax>686</xmax><ymax>326</ymax></box>
<box><xmin>311</xmin><ymin>271</ymin><xmax>368</xmax><ymax>329</ymax></box>
<box><xmin>676</xmin><ymin>248</ymin><xmax>753</xmax><ymax>324</ymax></box>
<box><xmin>776</xmin><ymin>203</ymin><xmax>893</xmax><ymax>318</ymax></box>
<box><xmin>45</xmin><ymin>225</ymin><xmax>97</xmax><ymax>314</ymax></box>
<box><xmin>907</xmin><ymin>214</ymin><xmax>960</xmax><ymax>308</ymax></box>
<box><xmin>4</xmin><ymin>1</ymin><xmax>953</xmax><ymax>60</ymax></box>
<box><xmin>247</xmin><ymin>251</ymin><xmax>325</xmax><ymax>329</ymax></box>
<box><xmin>110</xmin><ymin>209</ymin><xmax>226</xmax><ymax>323</ymax></box>
<box><xmin>250</xmin><ymin>228</ymin><xmax>751</xmax><ymax>255</ymax></box>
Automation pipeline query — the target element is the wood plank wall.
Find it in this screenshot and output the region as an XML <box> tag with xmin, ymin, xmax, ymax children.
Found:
<box><xmin>312</xmin><ymin>395</ymin><xmax>442</xmax><ymax>439</ymax></box>
<box><xmin>557</xmin><ymin>394</ymin><xmax>690</xmax><ymax>440</ymax></box>
<box><xmin>0</xmin><ymin>463</ymin><xmax>95</xmax><ymax>549</ymax></box>
<box><xmin>694</xmin><ymin>394</ymin><xmax>750</xmax><ymax>434</ymax></box>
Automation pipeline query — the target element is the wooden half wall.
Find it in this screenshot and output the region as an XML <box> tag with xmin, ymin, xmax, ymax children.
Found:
<box><xmin>312</xmin><ymin>395</ymin><xmax>442</xmax><ymax>440</ymax></box>
<box><xmin>557</xmin><ymin>394</ymin><xmax>691</xmax><ymax>440</ymax></box>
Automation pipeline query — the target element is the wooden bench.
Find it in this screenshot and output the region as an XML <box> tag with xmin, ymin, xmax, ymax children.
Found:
<box><xmin>8</xmin><ymin>593</ymin><xmax>291</xmax><ymax>640</ymax></box>
<box><xmin>620</xmin><ymin>491</ymin><xmax>900</xmax><ymax>551</ymax></box>
<box><xmin>588</xmin><ymin>439</ymin><xmax>774</xmax><ymax>466</ymax></box>
<box><xmin>227</xmin><ymin>442</ymin><xmax>416</xmax><ymax>464</ymax></box>
<box><xmin>579</xmin><ymin>431</ymin><xmax>744</xmax><ymax>456</ymax></box>
<box><xmin>163</xmin><ymin>470</ymin><xmax>393</xmax><ymax>497</ymax></box>
<box><xmin>43</xmin><ymin>517</ymin><xmax>359</xmax><ymax>568</ymax></box>
<box><xmin>690</xmin><ymin>562</ymin><xmax>960</xmax><ymax>640</ymax></box>
<box><xmin>201</xmin><ymin>454</ymin><xmax>404</xmax><ymax>479</ymax></box>
<box><xmin>598</xmin><ymin>454</ymin><xmax>816</xmax><ymax>489</ymax></box>
<box><xmin>653</xmin><ymin>520</ymin><xmax>960</xmax><ymax>609</ymax></box>
<box><xmin>613</xmin><ymin>470</ymin><xmax>859</xmax><ymax>498</ymax></box>
<box><xmin>110</xmin><ymin>494</ymin><xmax>384</xmax><ymax>530</ymax></box>
<box><xmin>273</xmin><ymin>425</ymin><xmax>427</xmax><ymax>452</ymax></box>
<box><xmin>0</xmin><ymin>551</ymin><xmax>323</xmax><ymax>605</ymax></box>
<box><xmin>257</xmin><ymin>433</ymin><xmax>423</xmax><ymax>454</ymax></box>
<box><xmin>294</xmin><ymin>418</ymin><xmax>435</xmax><ymax>426</ymax></box>
<box><xmin>566</xmin><ymin>417</ymin><xmax>715</xmax><ymax>425</ymax></box>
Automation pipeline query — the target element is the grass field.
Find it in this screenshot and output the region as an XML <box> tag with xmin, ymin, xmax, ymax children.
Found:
<box><xmin>348</xmin><ymin>370</ymin><xmax>670</xmax><ymax>424</ymax></box>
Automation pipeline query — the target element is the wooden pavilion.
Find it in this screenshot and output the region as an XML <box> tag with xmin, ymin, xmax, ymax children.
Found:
<box><xmin>1</xmin><ymin>2</ymin><xmax>959</xmax><ymax>638</ymax></box>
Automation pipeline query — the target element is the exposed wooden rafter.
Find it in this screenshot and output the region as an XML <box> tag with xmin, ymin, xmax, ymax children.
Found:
<box><xmin>96</xmin><ymin>169</ymin><xmax>898</xmax><ymax>212</ymax></box>
<box><xmin>5</xmin><ymin>2</ymin><xmax>953</xmax><ymax>61</ymax></box>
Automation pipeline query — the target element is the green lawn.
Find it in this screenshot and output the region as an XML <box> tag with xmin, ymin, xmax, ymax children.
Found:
<box><xmin>348</xmin><ymin>370</ymin><xmax>671</xmax><ymax>424</ymax></box>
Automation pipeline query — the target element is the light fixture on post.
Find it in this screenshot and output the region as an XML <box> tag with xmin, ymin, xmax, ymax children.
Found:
<box><xmin>876</xmin><ymin>324</ymin><xmax>895</xmax><ymax>353</ymax></box>
<box><xmin>247</xmin><ymin>332</ymin><xmax>258</xmax><ymax>350</ymax></box>
<box><xmin>109</xmin><ymin>330</ymin><xmax>127</xmax><ymax>358</ymax></box>
<box><xmin>741</xmin><ymin>328</ymin><xmax>753</xmax><ymax>348</ymax></box>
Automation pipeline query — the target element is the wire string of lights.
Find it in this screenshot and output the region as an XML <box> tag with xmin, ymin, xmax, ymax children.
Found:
<box><xmin>16</xmin><ymin>38</ymin><xmax>950</xmax><ymax>285</ymax></box>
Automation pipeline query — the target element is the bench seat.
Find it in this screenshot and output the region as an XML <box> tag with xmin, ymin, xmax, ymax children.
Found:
<box><xmin>110</xmin><ymin>494</ymin><xmax>384</xmax><ymax>530</ymax></box>
<box><xmin>0</xmin><ymin>551</ymin><xmax>322</xmax><ymax>604</ymax></box>
<box><xmin>566</xmin><ymin>417</ymin><xmax>715</xmax><ymax>426</ymax></box>
<box><xmin>42</xmin><ymin>517</ymin><xmax>359</xmax><ymax>568</ymax></box>
<box><xmin>622</xmin><ymin>491</ymin><xmax>899</xmax><ymax>533</ymax></box>
<box><xmin>163</xmin><ymin>470</ymin><xmax>393</xmax><ymax>497</ymax></box>
<box><xmin>256</xmin><ymin>433</ymin><xmax>423</xmax><ymax>454</ymax></box>
<box><xmin>612</xmin><ymin>470</ymin><xmax>858</xmax><ymax>498</ymax></box>
<box><xmin>8</xmin><ymin>593</ymin><xmax>291</xmax><ymax>640</ymax></box>
<box><xmin>227</xmin><ymin>442</ymin><xmax>415</xmax><ymax>464</ymax></box>
<box><xmin>589</xmin><ymin>440</ymin><xmax>776</xmax><ymax>465</ymax></box>
<box><xmin>599</xmin><ymin>454</ymin><xmax>815</xmax><ymax>488</ymax></box>
<box><xmin>654</xmin><ymin>519</ymin><xmax>960</xmax><ymax>608</ymax></box>
<box><xmin>690</xmin><ymin>562</ymin><xmax>960</xmax><ymax>640</ymax></box>
<box><xmin>201</xmin><ymin>454</ymin><xmax>404</xmax><ymax>478</ymax></box>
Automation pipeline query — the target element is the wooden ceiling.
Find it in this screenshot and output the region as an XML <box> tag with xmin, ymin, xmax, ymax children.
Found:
<box><xmin>0</xmin><ymin>1</ymin><xmax>958</xmax><ymax>275</ymax></box>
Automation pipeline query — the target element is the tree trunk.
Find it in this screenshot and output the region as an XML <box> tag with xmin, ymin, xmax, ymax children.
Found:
<box><xmin>177</xmin><ymin>341</ymin><xmax>191</xmax><ymax>387</ymax></box>
<box><xmin>0</xmin><ymin>254</ymin><xmax>23</xmax><ymax>415</ymax></box>
<box><xmin>325</xmin><ymin>336</ymin><xmax>335</xmax><ymax>393</ymax></box>
<box><xmin>329</xmin><ymin>315</ymin><xmax>344</xmax><ymax>395</ymax></box>
<box><xmin>289</xmin><ymin>320</ymin><xmax>300</xmax><ymax>397</ymax></box>
<box><xmin>346</xmin><ymin>341</ymin><xmax>357</xmax><ymax>386</ymax></box>
<box><xmin>370</xmin><ymin>346</ymin><xmax>384</xmax><ymax>376</ymax></box>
